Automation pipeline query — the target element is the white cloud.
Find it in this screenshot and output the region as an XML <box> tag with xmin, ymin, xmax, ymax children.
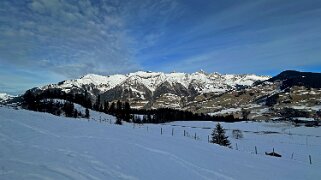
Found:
<box><xmin>0</xmin><ymin>0</ymin><xmax>140</xmax><ymax>78</ymax></box>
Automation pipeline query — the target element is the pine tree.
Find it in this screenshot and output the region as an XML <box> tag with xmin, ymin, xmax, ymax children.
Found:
<box><xmin>116</xmin><ymin>100</ymin><xmax>122</xmax><ymax>112</ymax></box>
<box><xmin>99</xmin><ymin>104</ymin><xmax>103</xmax><ymax>112</ymax></box>
<box><xmin>23</xmin><ymin>90</ymin><xmax>37</xmax><ymax>110</ymax></box>
<box><xmin>94</xmin><ymin>95</ymin><xmax>101</xmax><ymax>111</ymax></box>
<box><xmin>84</xmin><ymin>90</ymin><xmax>92</xmax><ymax>109</ymax></box>
<box><xmin>63</xmin><ymin>101</ymin><xmax>74</xmax><ymax>117</ymax></box>
<box><xmin>73</xmin><ymin>109</ymin><xmax>78</xmax><ymax>118</ymax></box>
<box><xmin>103</xmin><ymin>101</ymin><xmax>109</xmax><ymax>113</ymax></box>
<box><xmin>109</xmin><ymin>102</ymin><xmax>116</xmax><ymax>115</ymax></box>
<box><xmin>85</xmin><ymin>108</ymin><xmax>90</xmax><ymax>119</ymax></box>
<box><xmin>115</xmin><ymin>116</ymin><xmax>122</xmax><ymax>125</ymax></box>
<box><xmin>210</xmin><ymin>123</ymin><xmax>231</xmax><ymax>147</ymax></box>
<box><xmin>124</xmin><ymin>101</ymin><xmax>131</xmax><ymax>122</ymax></box>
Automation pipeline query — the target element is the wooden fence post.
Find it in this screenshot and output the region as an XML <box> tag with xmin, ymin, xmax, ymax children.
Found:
<box><xmin>236</xmin><ymin>143</ymin><xmax>238</xmax><ymax>150</ymax></box>
<box><xmin>194</xmin><ymin>133</ymin><xmax>196</xmax><ymax>140</ymax></box>
<box><xmin>172</xmin><ymin>128</ymin><xmax>174</xmax><ymax>136</ymax></box>
<box><xmin>208</xmin><ymin>135</ymin><xmax>210</xmax><ymax>143</ymax></box>
<box><xmin>309</xmin><ymin>155</ymin><xmax>312</xmax><ymax>164</ymax></box>
<box><xmin>161</xmin><ymin>128</ymin><xmax>163</xmax><ymax>135</ymax></box>
<box><xmin>291</xmin><ymin>153</ymin><xmax>294</xmax><ymax>159</ymax></box>
<box><xmin>184</xmin><ymin>130</ymin><xmax>186</xmax><ymax>137</ymax></box>
<box><xmin>255</xmin><ymin>146</ymin><xmax>257</xmax><ymax>154</ymax></box>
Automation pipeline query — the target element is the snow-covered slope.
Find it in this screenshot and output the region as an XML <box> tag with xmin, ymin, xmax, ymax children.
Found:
<box><xmin>0</xmin><ymin>93</ymin><xmax>14</xmax><ymax>102</ymax></box>
<box><xmin>0</xmin><ymin>107</ymin><xmax>319</xmax><ymax>179</ymax></box>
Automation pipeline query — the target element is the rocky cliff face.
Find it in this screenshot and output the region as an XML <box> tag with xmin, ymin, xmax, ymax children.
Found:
<box><xmin>205</xmin><ymin>71</ymin><xmax>321</xmax><ymax>121</ymax></box>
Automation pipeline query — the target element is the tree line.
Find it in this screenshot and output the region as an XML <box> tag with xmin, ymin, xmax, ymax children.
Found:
<box><xmin>21</xmin><ymin>89</ymin><xmax>242</xmax><ymax>123</ymax></box>
<box><xmin>22</xmin><ymin>90</ymin><xmax>90</xmax><ymax>119</ymax></box>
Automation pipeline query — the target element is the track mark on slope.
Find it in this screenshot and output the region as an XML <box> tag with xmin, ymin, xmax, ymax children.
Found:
<box><xmin>6</xmin><ymin>159</ymin><xmax>101</xmax><ymax>180</ymax></box>
<box><xmin>8</xmin><ymin>119</ymin><xmax>61</xmax><ymax>138</ymax></box>
<box><xmin>0</xmin><ymin>132</ymin><xmax>23</xmax><ymax>144</ymax></box>
<box><xmin>54</xmin><ymin>148</ymin><xmax>138</xmax><ymax>180</ymax></box>
<box><xmin>133</xmin><ymin>144</ymin><xmax>235</xmax><ymax>180</ymax></box>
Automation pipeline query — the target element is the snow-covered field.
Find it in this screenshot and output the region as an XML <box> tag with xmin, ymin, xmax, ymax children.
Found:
<box><xmin>1</xmin><ymin>106</ymin><xmax>320</xmax><ymax>179</ymax></box>
<box><xmin>163</xmin><ymin>121</ymin><xmax>321</xmax><ymax>166</ymax></box>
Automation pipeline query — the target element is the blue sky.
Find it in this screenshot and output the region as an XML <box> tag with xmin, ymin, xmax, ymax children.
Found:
<box><xmin>0</xmin><ymin>0</ymin><xmax>321</xmax><ymax>94</ymax></box>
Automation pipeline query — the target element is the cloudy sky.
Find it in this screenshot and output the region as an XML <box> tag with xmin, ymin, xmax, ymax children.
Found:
<box><xmin>1</xmin><ymin>0</ymin><xmax>321</xmax><ymax>94</ymax></box>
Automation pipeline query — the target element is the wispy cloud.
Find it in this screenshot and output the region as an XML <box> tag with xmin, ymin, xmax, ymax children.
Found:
<box><xmin>0</xmin><ymin>0</ymin><xmax>139</xmax><ymax>78</ymax></box>
<box><xmin>131</xmin><ymin>0</ymin><xmax>321</xmax><ymax>74</ymax></box>
<box><xmin>0</xmin><ymin>0</ymin><xmax>321</xmax><ymax>94</ymax></box>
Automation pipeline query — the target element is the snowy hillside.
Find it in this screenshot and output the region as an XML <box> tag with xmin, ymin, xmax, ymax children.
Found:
<box><xmin>1</xmin><ymin>107</ymin><xmax>320</xmax><ymax>180</ymax></box>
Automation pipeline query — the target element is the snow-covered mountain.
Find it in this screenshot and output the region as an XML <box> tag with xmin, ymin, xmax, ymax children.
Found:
<box><xmin>37</xmin><ymin>71</ymin><xmax>269</xmax><ymax>109</ymax></box>
<box><xmin>45</xmin><ymin>71</ymin><xmax>269</xmax><ymax>94</ymax></box>
<box><xmin>19</xmin><ymin>70</ymin><xmax>321</xmax><ymax>121</ymax></box>
<box><xmin>0</xmin><ymin>93</ymin><xmax>14</xmax><ymax>102</ymax></box>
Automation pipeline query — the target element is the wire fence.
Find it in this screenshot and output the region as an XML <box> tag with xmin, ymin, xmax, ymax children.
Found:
<box><xmin>143</xmin><ymin>123</ymin><xmax>321</xmax><ymax>167</ymax></box>
<box><xmin>88</xmin><ymin>115</ymin><xmax>321</xmax><ymax>167</ymax></box>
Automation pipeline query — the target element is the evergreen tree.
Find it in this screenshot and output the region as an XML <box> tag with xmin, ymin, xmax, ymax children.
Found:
<box><xmin>85</xmin><ymin>108</ymin><xmax>90</xmax><ymax>119</ymax></box>
<box><xmin>115</xmin><ymin>116</ymin><xmax>122</xmax><ymax>125</ymax></box>
<box><xmin>133</xmin><ymin>115</ymin><xmax>142</xmax><ymax>123</ymax></box>
<box><xmin>23</xmin><ymin>90</ymin><xmax>37</xmax><ymax>110</ymax></box>
<box><xmin>78</xmin><ymin>111</ymin><xmax>82</xmax><ymax>117</ymax></box>
<box><xmin>56</xmin><ymin>109</ymin><xmax>61</xmax><ymax>116</ymax></box>
<box><xmin>84</xmin><ymin>90</ymin><xmax>92</xmax><ymax>109</ymax></box>
<box><xmin>210</xmin><ymin>123</ymin><xmax>231</xmax><ymax>147</ymax></box>
<box><xmin>103</xmin><ymin>101</ymin><xmax>109</xmax><ymax>113</ymax></box>
<box><xmin>94</xmin><ymin>95</ymin><xmax>101</xmax><ymax>111</ymax></box>
<box><xmin>147</xmin><ymin>114</ymin><xmax>152</xmax><ymax>123</ymax></box>
<box><xmin>63</xmin><ymin>101</ymin><xmax>74</xmax><ymax>117</ymax></box>
<box><xmin>123</xmin><ymin>101</ymin><xmax>131</xmax><ymax>122</ymax></box>
<box><xmin>109</xmin><ymin>102</ymin><xmax>116</xmax><ymax>115</ymax></box>
<box><xmin>116</xmin><ymin>100</ymin><xmax>122</xmax><ymax>112</ymax></box>
<box><xmin>73</xmin><ymin>109</ymin><xmax>78</xmax><ymax>118</ymax></box>
<box><xmin>142</xmin><ymin>115</ymin><xmax>147</xmax><ymax>123</ymax></box>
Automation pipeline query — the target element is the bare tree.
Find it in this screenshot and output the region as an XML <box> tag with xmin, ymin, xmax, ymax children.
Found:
<box><xmin>232</xmin><ymin>129</ymin><xmax>244</xmax><ymax>139</ymax></box>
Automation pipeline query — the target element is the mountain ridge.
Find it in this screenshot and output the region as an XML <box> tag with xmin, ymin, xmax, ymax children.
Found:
<box><xmin>49</xmin><ymin>70</ymin><xmax>270</xmax><ymax>94</ymax></box>
<box><xmin>7</xmin><ymin>70</ymin><xmax>321</xmax><ymax>121</ymax></box>
<box><xmin>37</xmin><ymin>70</ymin><xmax>270</xmax><ymax>110</ymax></box>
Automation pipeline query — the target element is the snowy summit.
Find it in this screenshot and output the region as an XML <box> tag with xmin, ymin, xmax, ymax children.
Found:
<box><xmin>49</xmin><ymin>71</ymin><xmax>270</xmax><ymax>94</ymax></box>
<box><xmin>0</xmin><ymin>93</ymin><xmax>14</xmax><ymax>102</ymax></box>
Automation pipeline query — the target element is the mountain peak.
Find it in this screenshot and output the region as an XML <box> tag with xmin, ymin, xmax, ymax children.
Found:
<box><xmin>42</xmin><ymin>71</ymin><xmax>270</xmax><ymax>97</ymax></box>
<box><xmin>197</xmin><ymin>69</ymin><xmax>206</xmax><ymax>74</ymax></box>
<box><xmin>0</xmin><ymin>93</ymin><xmax>15</xmax><ymax>102</ymax></box>
<box><xmin>269</xmin><ymin>70</ymin><xmax>321</xmax><ymax>89</ymax></box>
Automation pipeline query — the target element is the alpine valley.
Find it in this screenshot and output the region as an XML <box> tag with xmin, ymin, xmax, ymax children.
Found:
<box><xmin>4</xmin><ymin>70</ymin><xmax>321</xmax><ymax>121</ymax></box>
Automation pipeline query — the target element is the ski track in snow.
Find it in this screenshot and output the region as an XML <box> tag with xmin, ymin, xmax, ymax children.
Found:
<box><xmin>133</xmin><ymin>143</ymin><xmax>234</xmax><ymax>180</ymax></box>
